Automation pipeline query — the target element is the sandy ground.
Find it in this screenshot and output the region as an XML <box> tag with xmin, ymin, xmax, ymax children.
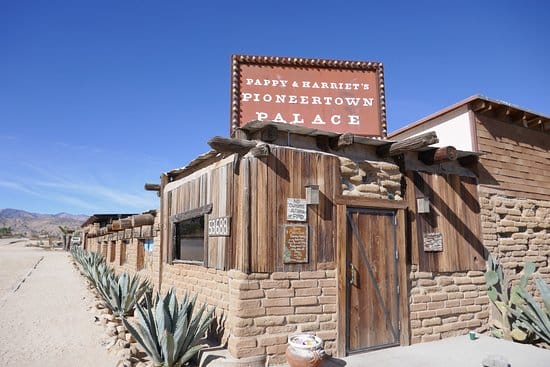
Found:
<box><xmin>0</xmin><ymin>239</ymin><xmax>119</xmax><ymax>367</ymax></box>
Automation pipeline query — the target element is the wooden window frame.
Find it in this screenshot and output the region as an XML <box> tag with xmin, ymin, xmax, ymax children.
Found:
<box><xmin>169</xmin><ymin>204</ymin><xmax>212</xmax><ymax>266</ymax></box>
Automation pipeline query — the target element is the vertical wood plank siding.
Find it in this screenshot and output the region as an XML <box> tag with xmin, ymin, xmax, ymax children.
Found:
<box><xmin>248</xmin><ymin>147</ymin><xmax>338</xmax><ymax>272</ymax></box>
<box><xmin>165</xmin><ymin>160</ymin><xmax>235</xmax><ymax>270</ymax></box>
<box><xmin>406</xmin><ymin>171</ymin><xmax>485</xmax><ymax>272</ymax></box>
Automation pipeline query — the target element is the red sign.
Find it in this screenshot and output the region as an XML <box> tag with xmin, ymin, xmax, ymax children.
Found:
<box><xmin>231</xmin><ymin>55</ymin><xmax>386</xmax><ymax>137</ymax></box>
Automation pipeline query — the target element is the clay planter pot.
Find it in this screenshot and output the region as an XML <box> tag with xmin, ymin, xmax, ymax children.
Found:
<box><xmin>285</xmin><ymin>334</ymin><xmax>325</xmax><ymax>367</ymax></box>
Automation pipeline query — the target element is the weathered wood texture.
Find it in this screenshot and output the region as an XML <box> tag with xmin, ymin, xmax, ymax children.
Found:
<box><xmin>347</xmin><ymin>210</ymin><xmax>400</xmax><ymax>352</ymax></box>
<box><xmin>245</xmin><ymin>147</ymin><xmax>339</xmax><ymax>273</ymax></box>
<box><xmin>164</xmin><ymin>159</ymin><xmax>235</xmax><ymax>270</ymax></box>
<box><xmin>406</xmin><ymin>171</ymin><xmax>485</xmax><ymax>272</ymax></box>
<box><xmin>418</xmin><ymin>146</ymin><xmax>457</xmax><ymax>165</ymax></box>
<box><xmin>377</xmin><ymin>131</ymin><xmax>438</xmax><ymax>157</ymax></box>
<box><xmin>207</xmin><ymin>136</ymin><xmax>256</xmax><ymax>154</ymax></box>
<box><xmin>476</xmin><ymin>114</ymin><xmax>550</xmax><ymax>200</ymax></box>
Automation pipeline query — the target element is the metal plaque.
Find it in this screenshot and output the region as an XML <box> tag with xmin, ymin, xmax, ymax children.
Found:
<box><xmin>424</xmin><ymin>232</ymin><xmax>443</xmax><ymax>252</ymax></box>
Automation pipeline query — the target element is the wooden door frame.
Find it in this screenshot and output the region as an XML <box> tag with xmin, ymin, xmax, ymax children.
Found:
<box><xmin>335</xmin><ymin>198</ymin><xmax>409</xmax><ymax>357</ymax></box>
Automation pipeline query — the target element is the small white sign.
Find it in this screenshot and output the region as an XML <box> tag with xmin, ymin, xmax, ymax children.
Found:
<box><xmin>287</xmin><ymin>198</ymin><xmax>307</xmax><ymax>222</ymax></box>
<box><xmin>208</xmin><ymin>217</ymin><xmax>231</xmax><ymax>237</ymax></box>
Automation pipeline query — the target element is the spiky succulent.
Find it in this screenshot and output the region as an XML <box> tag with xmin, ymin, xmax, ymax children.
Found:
<box><xmin>122</xmin><ymin>289</ymin><xmax>214</xmax><ymax>367</ymax></box>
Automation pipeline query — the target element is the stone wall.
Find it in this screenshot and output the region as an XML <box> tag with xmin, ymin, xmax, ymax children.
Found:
<box><xmin>226</xmin><ymin>269</ymin><xmax>337</xmax><ymax>365</ymax></box>
<box><xmin>339</xmin><ymin>157</ymin><xmax>402</xmax><ymax>200</ymax></box>
<box><xmin>159</xmin><ymin>266</ymin><xmax>337</xmax><ymax>365</ymax></box>
<box><xmin>408</xmin><ymin>266</ymin><xmax>489</xmax><ymax>343</ymax></box>
<box><xmin>479</xmin><ymin>189</ymin><xmax>550</xmax><ymax>289</ymax></box>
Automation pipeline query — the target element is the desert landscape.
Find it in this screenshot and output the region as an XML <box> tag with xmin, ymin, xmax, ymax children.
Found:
<box><xmin>0</xmin><ymin>237</ymin><xmax>118</xmax><ymax>366</ymax></box>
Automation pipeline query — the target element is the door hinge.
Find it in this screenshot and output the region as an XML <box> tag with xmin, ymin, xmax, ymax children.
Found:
<box><xmin>397</xmin><ymin>285</ymin><xmax>400</xmax><ymax>294</ymax></box>
<box><xmin>393</xmin><ymin>215</ymin><xmax>397</xmax><ymax>226</ymax></box>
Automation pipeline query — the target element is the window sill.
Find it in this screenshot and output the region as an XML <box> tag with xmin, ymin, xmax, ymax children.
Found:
<box><xmin>172</xmin><ymin>259</ymin><xmax>204</xmax><ymax>266</ymax></box>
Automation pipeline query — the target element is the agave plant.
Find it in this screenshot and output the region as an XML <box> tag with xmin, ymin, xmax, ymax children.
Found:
<box><xmin>508</xmin><ymin>277</ymin><xmax>550</xmax><ymax>345</ymax></box>
<box><xmin>122</xmin><ymin>289</ymin><xmax>214</xmax><ymax>367</ymax></box>
<box><xmin>485</xmin><ymin>256</ymin><xmax>535</xmax><ymax>341</ymax></box>
<box><xmin>95</xmin><ymin>271</ymin><xmax>151</xmax><ymax>317</ymax></box>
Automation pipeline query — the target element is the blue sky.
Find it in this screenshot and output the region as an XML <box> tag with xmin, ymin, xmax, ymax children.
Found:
<box><xmin>0</xmin><ymin>1</ymin><xmax>548</xmax><ymax>215</ymax></box>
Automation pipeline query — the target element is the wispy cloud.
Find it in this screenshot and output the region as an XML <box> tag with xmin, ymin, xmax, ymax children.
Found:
<box><xmin>35</xmin><ymin>180</ymin><xmax>154</xmax><ymax>209</ymax></box>
<box><xmin>50</xmin><ymin>194</ymin><xmax>101</xmax><ymax>211</ymax></box>
<box><xmin>0</xmin><ymin>180</ymin><xmax>41</xmax><ymax>196</ymax></box>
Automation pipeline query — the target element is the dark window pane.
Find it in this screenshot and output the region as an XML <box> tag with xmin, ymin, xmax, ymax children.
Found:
<box><xmin>174</xmin><ymin>216</ymin><xmax>204</xmax><ymax>262</ymax></box>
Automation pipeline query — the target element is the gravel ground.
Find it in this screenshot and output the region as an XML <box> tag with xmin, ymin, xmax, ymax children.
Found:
<box><xmin>0</xmin><ymin>239</ymin><xmax>119</xmax><ymax>367</ymax></box>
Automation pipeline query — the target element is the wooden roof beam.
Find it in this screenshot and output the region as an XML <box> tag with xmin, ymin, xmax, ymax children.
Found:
<box><xmin>208</xmin><ymin>136</ymin><xmax>257</xmax><ymax>154</ymax></box>
<box><xmin>144</xmin><ymin>183</ymin><xmax>160</xmax><ymax>191</ymax></box>
<box><xmin>376</xmin><ymin>131</ymin><xmax>438</xmax><ymax>157</ymax></box>
<box><xmin>418</xmin><ymin>146</ymin><xmax>457</xmax><ymax>165</ymax></box>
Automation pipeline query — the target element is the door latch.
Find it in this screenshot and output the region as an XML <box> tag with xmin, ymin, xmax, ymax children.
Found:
<box><xmin>349</xmin><ymin>263</ymin><xmax>360</xmax><ymax>287</ymax></box>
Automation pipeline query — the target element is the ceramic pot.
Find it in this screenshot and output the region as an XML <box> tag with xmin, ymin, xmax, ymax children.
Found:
<box><xmin>285</xmin><ymin>334</ymin><xmax>325</xmax><ymax>367</ymax></box>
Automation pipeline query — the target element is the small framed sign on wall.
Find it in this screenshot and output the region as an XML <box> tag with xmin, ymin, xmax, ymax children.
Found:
<box><xmin>283</xmin><ymin>224</ymin><xmax>309</xmax><ymax>264</ymax></box>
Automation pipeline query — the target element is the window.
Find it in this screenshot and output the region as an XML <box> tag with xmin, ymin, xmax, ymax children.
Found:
<box><xmin>120</xmin><ymin>240</ymin><xmax>129</xmax><ymax>265</ymax></box>
<box><xmin>109</xmin><ymin>241</ymin><xmax>116</xmax><ymax>262</ymax></box>
<box><xmin>174</xmin><ymin>216</ymin><xmax>204</xmax><ymax>264</ymax></box>
<box><xmin>137</xmin><ymin>240</ymin><xmax>145</xmax><ymax>270</ymax></box>
<box><xmin>137</xmin><ymin>239</ymin><xmax>153</xmax><ymax>271</ymax></box>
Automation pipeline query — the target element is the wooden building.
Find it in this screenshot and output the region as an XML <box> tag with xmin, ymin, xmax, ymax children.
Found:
<box><xmin>148</xmin><ymin>120</ymin><xmax>483</xmax><ymax>365</ymax></box>
<box><xmin>391</xmin><ymin>95</ymin><xmax>550</xmax><ymax>343</ymax></box>
<box><xmin>82</xmin><ymin>211</ymin><xmax>161</xmax><ymax>288</ymax></box>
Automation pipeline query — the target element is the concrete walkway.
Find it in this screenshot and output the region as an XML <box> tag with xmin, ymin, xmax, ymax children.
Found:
<box><xmin>0</xmin><ymin>240</ymin><xmax>118</xmax><ymax>367</ymax></box>
<box><xmin>324</xmin><ymin>334</ymin><xmax>550</xmax><ymax>367</ymax></box>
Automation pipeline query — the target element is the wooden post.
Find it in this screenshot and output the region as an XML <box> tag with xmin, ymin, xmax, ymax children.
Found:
<box><xmin>330</xmin><ymin>133</ymin><xmax>354</xmax><ymax>150</ymax></box>
<box><xmin>377</xmin><ymin>131</ymin><xmax>438</xmax><ymax>157</ymax></box>
<box><xmin>112</xmin><ymin>220</ymin><xmax>122</xmax><ymax>231</ymax></box>
<box><xmin>120</xmin><ymin>218</ymin><xmax>132</xmax><ymax>230</ymax></box>
<box><xmin>132</xmin><ymin>213</ymin><xmax>155</xmax><ymax>227</ymax></box>
<box><xmin>208</xmin><ymin>136</ymin><xmax>256</xmax><ymax>154</ymax></box>
<box><xmin>418</xmin><ymin>146</ymin><xmax>457</xmax><ymax>165</ymax></box>
<box><xmin>260</xmin><ymin>124</ymin><xmax>278</xmax><ymax>142</ymax></box>
<box><xmin>242</xmin><ymin>158</ymin><xmax>251</xmax><ymax>273</ymax></box>
<box><xmin>250</xmin><ymin>144</ymin><xmax>270</xmax><ymax>158</ymax></box>
<box><xmin>144</xmin><ymin>183</ymin><xmax>161</xmax><ymax>192</ymax></box>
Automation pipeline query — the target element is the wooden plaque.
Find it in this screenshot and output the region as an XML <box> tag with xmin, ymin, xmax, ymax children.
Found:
<box><xmin>283</xmin><ymin>224</ymin><xmax>309</xmax><ymax>264</ymax></box>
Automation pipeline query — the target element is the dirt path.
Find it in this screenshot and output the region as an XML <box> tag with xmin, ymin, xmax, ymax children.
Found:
<box><xmin>0</xmin><ymin>241</ymin><xmax>119</xmax><ymax>367</ymax></box>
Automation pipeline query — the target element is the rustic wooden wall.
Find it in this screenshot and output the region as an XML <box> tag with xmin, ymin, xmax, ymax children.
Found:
<box><xmin>246</xmin><ymin>146</ymin><xmax>339</xmax><ymax>273</ymax></box>
<box><xmin>164</xmin><ymin>158</ymin><xmax>235</xmax><ymax>270</ymax></box>
<box><xmin>405</xmin><ymin>171</ymin><xmax>485</xmax><ymax>272</ymax></box>
<box><xmin>476</xmin><ymin>114</ymin><xmax>550</xmax><ymax>201</ymax></box>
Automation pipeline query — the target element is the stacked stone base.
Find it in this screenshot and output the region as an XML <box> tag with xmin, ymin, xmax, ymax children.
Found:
<box><xmin>409</xmin><ymin>266</ymin><xmax>489</xmax><ymax>343</ymax></box>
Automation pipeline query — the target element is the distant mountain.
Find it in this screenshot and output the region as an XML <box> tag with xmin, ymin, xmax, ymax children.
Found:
<box><xmin>0</xmin><ymin>208</ymin><xmax>89</xmax><ymax>238</ymax></box>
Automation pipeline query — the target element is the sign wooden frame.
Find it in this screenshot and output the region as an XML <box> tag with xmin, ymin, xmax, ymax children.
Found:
<box><xmin>230</xmin><ymin>54</ymin><xmax>387</xmax><ymax>137</ymax></box>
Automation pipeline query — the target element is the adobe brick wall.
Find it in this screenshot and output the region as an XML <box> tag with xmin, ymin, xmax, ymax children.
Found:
<box><xmin>159</xmin><ymin>266</ymin><xmax>337</xmax><ymax>365</ymax></box>
<box><xmin>479</xmin><ymin>189</ymin><xmax>550</xmax><ymax>285</ymax></box>
<box><xmin>339</xmin><ymin>157</ymin><xmax>403</xmax><ymax>200</ymax></box>
<box><xmin>408</xmin><ymin>267</ymin><xmax>489</xmax><ymax>343</ymax></box>
<box><xmin>226</xmin><ymin>269</ymin><xmax>337</xmax><ymax>365</ymax></box>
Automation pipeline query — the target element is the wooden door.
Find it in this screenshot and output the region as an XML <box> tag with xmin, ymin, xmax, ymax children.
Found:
<box><xmin>346</xmin><ymin>208</ymin><xmax>400</xmax><ymax>353</ymax></box>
